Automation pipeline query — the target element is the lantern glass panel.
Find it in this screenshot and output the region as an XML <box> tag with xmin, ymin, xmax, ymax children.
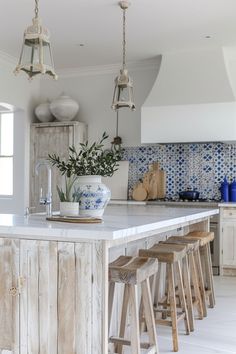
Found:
<box><xmin>118</xmin><ymin>87</ymin><xmax>131</xmax><ymax>106</ymax></box>
<box><xmin>43</xmin><ymin>42</ymin><xmax>54</xmax><ymax>67</ymax></box>
<box><xmin>21</xmin><ymin>42</ymin><xmax>40</xmax><ymax>66</ymax></box>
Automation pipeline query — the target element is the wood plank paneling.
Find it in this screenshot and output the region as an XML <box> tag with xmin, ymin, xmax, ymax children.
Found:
<box><xmin>75</xmin><ymin>243</ymin><xmax>92</xmax><ymax>354</ymax></box>
<box><xmin>0</xmin><ymin>239</ymin><xmax>19</xmax><ymax>353</ymax></box>
<box><xmin>58</xmin><ymin>242</ymin><xmax>76</xmax><ymax>354</ymax></box>
<box><xmin>20</xmin><ymin>241</ymin><xmax>58</xmax><ymax>354</ymax></box>
<box><xmin>92</xmin><ymin>242</ymin><xmax>109</xmax><ymax>354</ymax></box>
<box><xmin>38</xmin><ymin>241</ymin><xmax>58</xmax><ymax>354</ymax></box>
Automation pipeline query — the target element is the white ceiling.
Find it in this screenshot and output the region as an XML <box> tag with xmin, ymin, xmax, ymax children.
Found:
<box><xmin>1</xmin><ymin>0</ymin><xmax>236</xmax><ymax>70</ymax></box>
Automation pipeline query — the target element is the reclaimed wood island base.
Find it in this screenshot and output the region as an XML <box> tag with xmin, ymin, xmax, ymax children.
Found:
<box><xmin>0</xmin><ymin>205</ymin><xmax>218</xmax><ymax>354</ymax></box>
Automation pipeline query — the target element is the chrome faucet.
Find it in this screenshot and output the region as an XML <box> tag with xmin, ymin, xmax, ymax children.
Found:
<box><xmin>35</xmin><ymin>159</ymin><xmax>52</xmax><ymax>216</ymax></box>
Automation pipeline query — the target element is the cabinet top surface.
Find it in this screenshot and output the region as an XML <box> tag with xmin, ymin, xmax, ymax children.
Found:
<box><xmin>31</xmin><ymin>121</ymin><xmax>85</xmax><ymax>127</ymax></box>
<box><xmin>0</xmin><ymin>205</ymin><xmax>219</xmax><ymax>243</ymax></box>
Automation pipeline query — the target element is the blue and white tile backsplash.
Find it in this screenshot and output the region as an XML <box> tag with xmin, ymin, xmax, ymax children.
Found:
<box><xmin>123</xmin><ymin>143</ymin><xmax>236</xmax><ymax>199</ymax></box>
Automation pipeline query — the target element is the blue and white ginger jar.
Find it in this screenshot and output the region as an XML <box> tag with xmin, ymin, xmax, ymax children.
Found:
<box><xmin>77</xmin><ymin>175</ymin><xmax>111</xmax><ymax>217</ymax></box>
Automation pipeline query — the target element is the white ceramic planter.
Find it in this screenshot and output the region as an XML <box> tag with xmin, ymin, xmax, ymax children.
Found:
<box><xmin>60</xmin><ymin>202</ymin><xmax>79</xmax><ymax>217</ymax></box>
<box><xmin>50</xmin><ymin>94</ymin><xmax>79</xmax><ymax>121</ymax></box>
<box><xmin>76</xmin><ymin>175</ymin><xmax>111</xmax><ymax>217</ymax></box>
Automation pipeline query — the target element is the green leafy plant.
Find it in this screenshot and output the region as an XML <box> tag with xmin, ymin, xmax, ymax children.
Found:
<box><xmin>56</xmin><ymin>176</ymin><xmax>81</xmax><ymax>202</ymax></box>
<box><xmin>48</xmin><ymin>132</ymin><xmax>123</xmax><ymax>178</ymax></box>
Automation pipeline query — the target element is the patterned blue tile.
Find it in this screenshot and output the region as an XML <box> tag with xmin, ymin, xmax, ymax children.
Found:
<box><xmin>123</xmin><ymin>142</ymin><xmax>236</xmax><ymax>199</ymax></box>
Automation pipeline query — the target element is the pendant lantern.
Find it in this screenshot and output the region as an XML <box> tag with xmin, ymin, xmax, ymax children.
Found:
<box><xmin>111</xmin><ymin>1</ymin><xmax>135</xmax><ymax>111</ymax></box>
<box><xmin>14</xmin><ymin>0</ymin><xmax>57</xmax><ymax>80</ymax></box>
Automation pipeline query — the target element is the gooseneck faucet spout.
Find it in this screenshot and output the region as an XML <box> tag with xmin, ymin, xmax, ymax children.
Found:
<box><xmin>35</xmin><ymin>160</ymin><xmax>52</xmax><ymax>216</ymax></box>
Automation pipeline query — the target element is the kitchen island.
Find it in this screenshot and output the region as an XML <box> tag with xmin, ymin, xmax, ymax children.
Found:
<box><xmin>0</xmin><ymin>205</ymin><xmax>218</xmax><ymax>354</ymax></box>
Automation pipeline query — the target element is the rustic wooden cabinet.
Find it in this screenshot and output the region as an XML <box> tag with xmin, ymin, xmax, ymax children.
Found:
<box><xmin>30</xmin><ymin>121</ymin><xmax>87</xmax><ymax>212</ymax></box>
<box><xmin>0</xmin><ymin>238</ymin><xmax>99</xmax><ymax>354</ymax></box>
<box><xmin>220</xmin><ymin>206</ymin><xmax>236</xmax><ymax>275</ymax></box>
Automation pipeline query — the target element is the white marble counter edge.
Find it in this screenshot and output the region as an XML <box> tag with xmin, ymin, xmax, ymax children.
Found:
<box><xmin>0</xmin><ymin>209</ymin><xmax>219</xmax><ymax>243</ymax></box>
<box><xmin>218</xmin><ymin>203</ymin><xmax>236</xmax><ymax>207</ymax></box>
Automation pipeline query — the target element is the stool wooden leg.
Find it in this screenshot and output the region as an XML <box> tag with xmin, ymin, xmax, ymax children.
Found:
<box><xmin>175</xmin><ymin>261</ymin><xmax>190</xmax><ymax>335</ymax></box>
<box><xmin>162</xmin><ymin>265</ymin><xmax>169</xmax><ymax>320</ymax></box>
<box><xmin>108</xmin><ymin>282</ymin><xmax>115</xmax><ymax>334</ymax></box>
<box><xmin>154</xmin><ymin>265</ymin><xmax>162</xmax><ymax>309</ymax></box>
<box><xmin>189</xmin><ymin>253</ymin><xmax>204</xmax><ymax>320</ymax></box>
<box><xmin>194</xmin><ymin>249</ymin><xmax>207</xmax><ymax>317</ymax></box>
<box><xmin>117</xmin><ymin>284</ymin><xmax>129</xmax><ymax>354</ymax></box>
<box><xmin>182</xmin><ymin>255</ymin><xmax>194</xmax><ymax>331</ymax></box>
<box><xmin>206</xmin><ymin>243</ymin><xmax>216</xmax><ymax>307</ymax></box>
<box><xmin>129</xmin><ymin>284</ymin><xmax>141</xmax><ymax>354</ymax></box>
<box><xmin>203</xmin><ymin>244</ymin><xmax>214</xmax><ymax>308</ymax></box>
<box><xmin>141</xmin><ymin>278</ymin><xmax>159</xmax><ymax>354</ymax></box>
<box><xmin>167</xmin><ymin>263</ymin><xmax>178</xmax><ymax>352</ymax></box>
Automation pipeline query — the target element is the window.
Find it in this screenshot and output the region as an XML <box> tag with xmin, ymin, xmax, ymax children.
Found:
<box><xmin>0</xmin><ymin>113</ymin><xmax>14</xmax><ymax>196</ymax></box>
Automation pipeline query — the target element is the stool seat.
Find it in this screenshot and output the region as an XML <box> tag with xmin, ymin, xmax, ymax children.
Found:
<box><xmin>109</xmin><ymin>255</ymin><xmax>159</xmax><ymax>284</ymax></box>
<box><xmin>139</xmin><ymin>243</ymin><xmax>186</xmax><ymax>263</ymax></box>
<box><xmin>186</xmin><ymin>231</ymin><xmax>214</xmax><ymax>246</ymax></box>
<box><xmin>165</xmin><ymin>236</ymin><xmax>200</xmax><ymax>253</ymax></box>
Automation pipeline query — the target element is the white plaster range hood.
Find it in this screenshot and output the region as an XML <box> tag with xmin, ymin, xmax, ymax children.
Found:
<box><xmin>141</xmin><ymin>47</ymin><xmax>236</xmax><ymax>143</ymax></box>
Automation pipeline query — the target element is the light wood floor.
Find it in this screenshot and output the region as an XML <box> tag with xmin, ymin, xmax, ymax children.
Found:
<box><xmin>123</xmin><ymin>276</ymin><xmax>236</xmax><ymax>353</ymax></box>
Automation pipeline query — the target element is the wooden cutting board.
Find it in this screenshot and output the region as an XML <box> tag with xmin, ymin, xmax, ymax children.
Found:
<box><xmin>132</xmin><ymin>182</ymin><xmax>148</xmax><ymax>201</ymax></box>
<box><xmin>156</xmin><ymin>170</ymin><xmax>166</xmax><ymax>198</ymax></box>
<box><xmin>146</xmin><ymin>162</ymin><xmax>166</xmax><ymax>200</ymax></box>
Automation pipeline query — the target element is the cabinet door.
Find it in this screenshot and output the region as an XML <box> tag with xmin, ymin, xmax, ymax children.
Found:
<box><xmin>222</xmin><ymin>223</ymin><xmax>236</xmax><ymax>266</ymax></box>
<box><xmin>19</xmin><ymin>240</ymin><xmax>58</xmax><ymax>354</ymax></box>
<box><xmin>31</xmin><ymin>125</ymin><xmax>75</xmax><ymax>212</ymax></box>
<box><xmin>0</xmin><ymin>239</ymin><xmax>19</xmax><ymax>354</ymax></box>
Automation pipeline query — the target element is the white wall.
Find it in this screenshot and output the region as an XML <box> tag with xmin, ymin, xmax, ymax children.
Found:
<box><xmin>0</xmin><ymin>54</ymin><xmax>40</xmax><ymax>214</ymax></box>
<box><xmin>38</xmin><ymin>61</ymin><xmax>160</xmax><ymax>147</ymax></box>
<box><xmin>0</xmin><ymin>55</ymin><xmax>160</xmax><ymax>213</ymax></box>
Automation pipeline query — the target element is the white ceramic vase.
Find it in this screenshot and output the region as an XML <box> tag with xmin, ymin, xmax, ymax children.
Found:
<box><xmin>50</xmin><ymin>94</ymin><xmax>79</xmax><ymax>121</ymax></box>
<box><xmin>35</xmin><ymin>102</ymin><xmax>54</xmax><ymax>122</ymax></box>
<box><xmin>76</xmin><ymin>176</ymin><xmax>111</xmax><ymax>217</ymax></box>
<box><xmin>60</xmin><ymin>202</ymin><xmax>79</xmax><ymax>217</ymax></box>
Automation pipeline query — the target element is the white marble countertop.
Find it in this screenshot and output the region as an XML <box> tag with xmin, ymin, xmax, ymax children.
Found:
<box><xmin>0</xmin><ymin>205</ymin><xmax>219</xmax><ymax>243</ymax></box>
<box><xmin>109</xmin><ymin>199</ymin><xmax>220</xmax><ymax>207</ymax></box>
<box><xmin>218</xmin><ymin>202</ymin><xmax>236</xmax><ymax>207</ymax></box>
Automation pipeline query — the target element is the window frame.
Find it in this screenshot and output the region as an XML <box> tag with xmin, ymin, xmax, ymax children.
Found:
<box><xmin>0</xmin><ymin>112</ymin><xmax>14</xmax><ymax>198</ymax></box>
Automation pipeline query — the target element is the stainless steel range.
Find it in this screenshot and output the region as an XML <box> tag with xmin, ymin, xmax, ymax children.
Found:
<box><xmin>147</xmin><ymin>198</ymin><xmax>220</xmax><ymax>275</ymax></box>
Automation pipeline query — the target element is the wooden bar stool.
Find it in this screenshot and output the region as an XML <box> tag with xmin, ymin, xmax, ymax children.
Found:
<box><xmin>139</xmin><ymin>244</ymin><xmax>190</xmax><ymax>352</ymax></box>
<box><xmin>185</xmin><ymin>231</ymin><xmax>215</xmax><ymax>309</ymax></box>
<box><xmin>108</xmin><ymin>256</ymin><xmax>159</xmax><ymax>354</ymax></box>
<box><xmin>163</xmin><ymin>236</ymin><xmax>204</xmax><ymax>330</ymax></box>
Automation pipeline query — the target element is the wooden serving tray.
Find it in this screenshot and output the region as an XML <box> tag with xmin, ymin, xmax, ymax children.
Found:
<box><xmin>46</xmin><ymin>216</ymin><xmax>103</xmax><ymax>224</ymax></box>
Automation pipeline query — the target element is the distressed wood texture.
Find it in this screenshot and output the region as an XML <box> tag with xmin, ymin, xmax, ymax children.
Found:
<box><xmin>0</xmin><ymin>239</ymin><xmax>19</xmax><ymax>353</ymax></box>
<box><xmin>75</xmin><ymin>243</ymin><xmax>92</xmax><ymax>354</ymax></box>
<box><xmin>57</xmin><ymin>242</ymin><xmax>76</xmax><ymax>354</ymax></box>
<box><xmin>92</xmin><ymin>241</ymin><xmax>109</xmax><ymax>354</ymax></box>
<box><xmin>17</xmin><ymin>239</ymin><xmax>97</xmax><ymax>354</ymax></box>
<box><xmin>30</xmin><ymin>122</ymin><xmax>87</xmax><ymax>212</ymax></box>
<box><xmin>20</xmin><ymin>240</ymin><xmax>58</xmax><ymax>354</ymax></box>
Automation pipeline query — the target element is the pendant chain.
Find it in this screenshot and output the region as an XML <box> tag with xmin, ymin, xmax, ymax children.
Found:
<box><xmin>116</xmin><ymin>110</ymin><xmax>119</xmax><ymax>136</ymax></box>
<box><xmin>35</xmin><ymin>0</ymin><xmax>39</xmax><ymax>18</ymax></box>
<box><xmin>122</xmin><ymin>8</ymin><xmax>126</xmax><ymax>70</ymax></box>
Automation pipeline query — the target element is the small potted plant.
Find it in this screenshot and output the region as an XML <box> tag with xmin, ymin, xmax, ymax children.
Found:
<box><xmin>56</xmin><ymin>176</ymin><xmax>81</xmax><ymax>216</ymax></box>
<box><xmin>48</xmin><ymin>132</ymin><xmax>122</xmax><ymax>217</ymax></box>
